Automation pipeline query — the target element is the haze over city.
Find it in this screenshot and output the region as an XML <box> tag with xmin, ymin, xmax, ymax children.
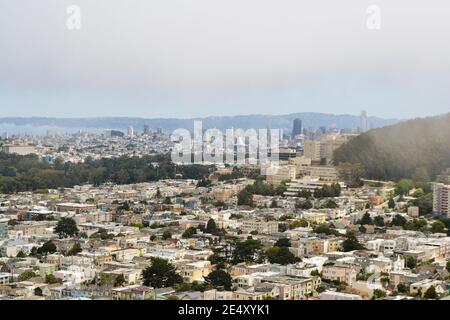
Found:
<box><xmin>2</xmin><ymin>0</ymin><xmax>450</xmax><ymax>309</ymax></box>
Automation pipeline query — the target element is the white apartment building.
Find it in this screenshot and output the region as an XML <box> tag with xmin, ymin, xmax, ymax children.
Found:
<box><xmin>433</xmin><ymin>183</ymin><xmax>450</xmax><ymax>216</ymax></box>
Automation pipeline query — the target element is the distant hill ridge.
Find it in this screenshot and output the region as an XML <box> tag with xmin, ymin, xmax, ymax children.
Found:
<box><xmin>0</xmin><ymin>112</ymin><xmax>398</xmax><ymax>132</ymax></box>
<box><xmin>334</xmin><ymin>113</ymin><xmax>450</xmax><ymax>181</ymax></box>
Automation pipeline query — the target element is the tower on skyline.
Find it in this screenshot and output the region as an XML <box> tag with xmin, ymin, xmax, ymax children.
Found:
<box><xmin>292</xmin><ymin>118</ymin><xmax>302</xmax><ymax>138</ymax></box>
<box><xmin>360</xmin><ymin>110</ymin><xmax>368</xmax><ymax>133</ymax></box>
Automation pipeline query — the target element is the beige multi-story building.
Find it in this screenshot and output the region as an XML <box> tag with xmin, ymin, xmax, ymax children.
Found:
<box><xmin>322</xmin><ymin>264</ymin><xmax>357</xmax><ymax>286</ymax></box>
<box><xmin>232</xmin><ymin>284</ymin><xmax>279</xmax><ymax>300</ymax></box>
<box><xmin>319</xmin><ymin>135</ymin><xmax>354</xmax><ymax>161</ymax></box>
<box><xmin>284</xmin><ymin>177</ymin><xmax>342</xmax><ymax>195</ymax></box>
<box><xmin>179</xmin><ymin>261</ymin><xmax>211</xmax><ymax>282</ymax></box>
<box><xmin>297</xmin><ymin>166</ymin><xmax>339</xmax><ymax>181</ymax></box>
<box><xmin>263</xmin><ymin>276</ymin><xmax>322</xmax><ymax>300</ymax></box>
<box><xmin>407</xmin><ymin>206</ymin><xmax>419</xmax><ymax>218</ymax></box>
<box><xmin>433</xmin><ymin>183</ymin><xmax>450</xmax><ymax>216</ymax></box>
<box><xmin>230</xmin><ymin>263</ymin><xmax>271</xmax><ymax>276</ymax></box>
<box><xmin>55</xmin><ymin>203</ymin><xmax>97</xmax><ymax>213</ymax></box>
<box><xmin>303</xmin><ymin>140</ymin><xmax>321</xmax><ymax>162</ymax></box>
<box><xmin>212</xmin><ymin>188</ymin><xmax>232</xmax><ymax>202</ymax></box>
<box><xmin>241</xmin><ymin>219</ymin><xmax>279</xmax><ymax>235</ymax></box>
<box><xmin>1</xmin><ymin>144</ymin><xmax>36</xmax><ymax>155</ymax></box>
<box><xmin>302</xmin><ymin>212</ymin><xmax>328</xmax><ymax>224</ymax></box>
<box><xmin>72</xmin><ymin>211</ymin><xmax>112</xmax><ymax>225</ymax></box>
<box><xmin>266</xmin><ymin>165</ymin><xmax>296</xmax><ymax>186</ymax></box>
<box><xmin>303</xmin><ymin>134</ymin><xmax>356</xmax><ymax>163</ymax></box>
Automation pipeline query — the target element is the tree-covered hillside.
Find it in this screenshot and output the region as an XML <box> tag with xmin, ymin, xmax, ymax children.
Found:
<box><xmin>0</xmin><ymin>153</ymin><xmax>212</xmax><ymax>194</ymax></box>
<box><xmin>334</xmin><ymin>113</ymin><xmax>450</xmax><ymax>181</ymax></box>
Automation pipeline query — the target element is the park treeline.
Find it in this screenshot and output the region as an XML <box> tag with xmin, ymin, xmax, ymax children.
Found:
<box><xmin>334</xmin><ymin>113</ymin><xmax>450</xmax><ymax>181</ymax></box>
<box><xmin>0</xmin><ymin>153</ymin><xmax>212</xmax><ymax>193</ymax></box>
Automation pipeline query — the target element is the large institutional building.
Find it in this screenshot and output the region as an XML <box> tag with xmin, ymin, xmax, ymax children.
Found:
<box><xmin>1</xmin><ymin>144</ymin><xmax>35</xmax><ymax>155</ymax></box>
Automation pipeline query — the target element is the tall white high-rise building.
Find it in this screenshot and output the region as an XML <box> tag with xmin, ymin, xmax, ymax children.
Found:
<box><xmin>360</xmin><ymin>110</ymin><xmax>368</xmax><ymax>133</ymax></box>
<box><xmin>127</xmin><ymin>125</ymin><xmax>134</xmax><ymax>138</ymax></box>
<box><xmin>433</xmin><ymin>183</ymin><xmax>450</xmax><ymax>216</ymax></box>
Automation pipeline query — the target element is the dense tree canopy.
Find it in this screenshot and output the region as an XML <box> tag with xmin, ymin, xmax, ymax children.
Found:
<box><xmin>266</xmin><ymin>247</ymin><xmax>298</xmax><ymax>265</ymax></box>
<box><xmin>0</xmin><ymin>153</ymin><xmax>211</xmax><ymax>193</ymax></box>
<box><xmin>342</xmin><ymin>231</ymin><xmax>365</xmax><ymax>252</ymax></box>
<box><xmin>334</xmin><ymin>113</ymin><xmax>450</xmax><ymax>181</ymax></box>
<box><xmin>232</xmin><ymin>239</ymin><xmax>264</xmax><ymax>264</ymax></box>
<box><xmin>142</xmin><ymin>257</ymin><xmax>183</xmax><ymax>288</ymax></box>
<box><xmin>205</xmin><ymin>269</ymin><xmax>232</xmax><ymax>291</ymax></box>
<box><xmin>55</xmin><ymin>218</ymin><xmax>79</xmax><ymax>238</ymax></box>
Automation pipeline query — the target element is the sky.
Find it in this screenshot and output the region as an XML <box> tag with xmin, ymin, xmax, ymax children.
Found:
<box><xmin>0</xmin><ymin>0</ymin><xmax>450</xmax><ymax>119</ymax></box>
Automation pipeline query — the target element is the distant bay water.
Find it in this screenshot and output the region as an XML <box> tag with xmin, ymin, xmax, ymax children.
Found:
<box><xmin>0</xmin><ymin>123</ymin><xmax>105</xmax><ymax>136</ymax></box>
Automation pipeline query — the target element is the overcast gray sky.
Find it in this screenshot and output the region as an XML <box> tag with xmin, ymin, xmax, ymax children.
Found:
<box><xmin>0</xmin><ymin>0</ymin><xmax>449</xmax><ymax>119</ymax></box>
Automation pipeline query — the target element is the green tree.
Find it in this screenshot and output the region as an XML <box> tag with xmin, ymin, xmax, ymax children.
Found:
<box><xmin>142</xmin><ymin>257</ymin><xmax>183</xmax><ymax>288</ymax></box>
<box><xmin>45</xmin><ymin>274</ymin><xmax>62</xmax><ymax>284</ymax></box>
<box><xmin>274</xmin><ymin>238</ymin><xmax>291</xmax><ymax>247</ymax></box>
<box><xmin>374</xmin><ymin>216</ymin><xmax>385</xmax><ymax>227</ymax></box>
<box><xmin>289</xmin><ymin>219</ymin><xmax>309</xmax><ymax>229</ymax></box>
<box><xmin>313</xmin><ymin>224</ymin><xmax>339</xmax><ymax>236</ymax></box>
<box><xmin>404</xmin><ymin>219</ymin><xmax>428</xmax><ymax>232</ymax></box>
<box><xmin>412</xmin><ymin>193</ymin><xmax>433</xmax><ymax>215</ymax></box>
<box><xmin>266</xmin><ymin>247</ymin><xmax>298</xmax><ymax>265</ymax></box>
<box><xmin>423</xmin><ymin>286</ymin><xmax>438</xmax><ymax>300</ymax></box>
<box><xmin>388</xmin><ymin>197</ymin><xmax>395</xmax><ymax>209</ymax></box>
<box><xmin>297</xmin><ymin>190</ymin><xmax>312</xmax><ymax>198</ymax></box>
<box><xmin>431</xmin><ymin>220</ymin><xmax>446</xmax><ymax>234</ymax></box>
<box><xmin>405</xmin><ymin>256</ymin><xmax>417</xmax><ymax>269</ymax></box>
<box><xmin>397</xmin><ymin>283</ymin><xmax>408</xmax><ymax>294</ymax></box>
<box><xmin>114</xmin><ymin>274</ymin><xmax>126</xmax><ymax>287</ymax></box>
<box><xmin>79</xmin><ymin>232</ymin><xmax>88</xmax><ymax>239</ymax></box>
<box><xmin>205</xmin><ymin>269</ymin><xmax>232</xmax><ymax>291</ymax></box>
<box><xmin>391</xmin><ymin>214</ymin><xmax>407</xmax><ymax>227</ymax></box>
<box><xmin>39</xmin><ymin>241</ymin><xmax>57</xmax><ymax>255</ymax></box>
<box><xmin>182</xmin><ymin>227</ymin><xmax>197</xmax><ymax>239</ymax></box>
<box><xmin>237</xmin><ymin>189</ymin><xmax>254</xmax><ymax>207</ymax></box>
<box><xmin>297</xmin><ymin>199</ymin><xmax>313</xmax><ymax>210</ymax></box>
<box><xmin>197</xmin><ymin>178</ymin><xmax>211</xmax><ymax>188</ymax></box>
<box><xmin>395</xmin><ymin>179</ymin><xmax>414</xmax><ymax>196</ymax></box>
<box><xmin>18</xmin><ymin>270</ymin><xmax>37</xmax><ymax>281</ymax></box>
<box><xmin>412</xmin><ymin>167</ymin><xmax>430</xmax><ymax>190</ymax></box>
<box><xmin>412</xmin><ymin>188</ymin><xmax>425</xmax><ymax>198</ymax></box>
<box><xmin>232</xmin><ymin>239</ymin><xmax>264</xmax><ymax>264</ymax></box>
<box><xmin>162</xmin><ymin>230</ymin><xmax>172</xmax><ymax>240</ymax></box>
<box><xmin>342</xmin><ymin>231</ymin><xmax>365</xmax><ymax>252</ymax></box>
<box><xmin>67</xmin><ymin>242</ymin><xmax>82</xmax><ymax>256</ymax></box>
<box><xmin>205</xmin><ymin>219</ymin><xmax>218</xmax><ymax>234</ymax></box>
<box><xmin>337</xmin><ymin>162</ymin><xmax>364</xmax><ymax>188</ymax></box>
<box><xmin>270</xmin><ymin>200</ymin><xmax>279</xmax><ymax>208</ymax></box>
<box><xmin>55</xmin><ymin>217</ymin><xmax>79</xmax><ymax>238</ymax></box>
<box><xmin>16</xmin><ymin>251</ymin><xmax>27</xmax><ymax>258</ymax></box>
<box><xmin>322</xmin><ymin>199</ymin><xmax>338</xmax><ymax>209</ymax></box>
<box><xmin>372</xmin><ymin>289</ymin><xmax>387</xmax><ymax>299</ymax></box>
<box><xmin>360</xmin><ymin>213</ymin><xmax>373</xmax><ymax>225</ymax></box>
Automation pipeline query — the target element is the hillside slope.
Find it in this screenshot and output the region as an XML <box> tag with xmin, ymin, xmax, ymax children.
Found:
<box><xmin>334</xmin><ymin>113</ymin><xmax>450</xmax><ymax>181</ymax></box>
